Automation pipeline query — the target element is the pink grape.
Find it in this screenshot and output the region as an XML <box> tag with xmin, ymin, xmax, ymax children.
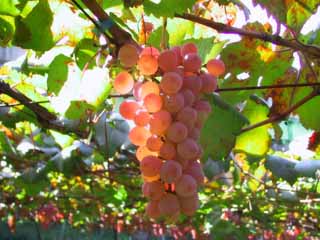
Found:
<box><xmin>163</xmin><ymin>93</ymin><xmax>185</xmax><ymax>113</ymax></box>
<box><xmin>166</xmin><ymin>122</ymin><xmax>188</xmax><ymax>143</ymax></box>
<box><xmin>140</xmin><ymin>156</ymin><xmax>163</xmax><ymax>177</ymax></box>
<box><xmin>119</xmin><ymin>101</ymin><xmax>140</xmax><ymax>120</ymax></box>
<box><xmin>183</xmin><ymin>53</ymin><xmax>202</xmax><ymax>73</ymax></box>
<box><xmin>171</xmin><ymin>46</ymin><xmax>183</xmax><ymax>65</ymax></box>
<box><xmin>181</xmin><ymin>42</ymin><xmax>198</xmax><ymax>56</ymax></box>
<box><xmin>136</xmin><ymin>145</ymin><xmax>157</xmax><ymax>161</ymax></box>
<box><xmin>200</xmin><ymin>73</ymin><xmax>218</xmax><ymax>93</ymax></box>
<box><xmin>138</xmin><ymin>54</ymin><xmax>158</xmax><ymax>76</ymax></box>
<box><xmin>180</xmin><ymin>89</ymin><xmax>195</xmax><ymax>107</ymax></box>
<box><xmin>146</xmin><ymin>135</ymin><xmax>163</xmax><ymax>152</ymax></box>
<box><xmin>146</xmin><ymin>200</ymin><xmax>161</xmax><ymax>219</ymax></box>
<box><xmin>142</xmin><ymin>181</ymin><xmax>165</xmax><ymax>200</ymax></box>
<box><xmin>149</xmin><ymin>110</ymin><xmax>172</xmax><ymax>135</ymax></box>
<box><xmin>140</xmin><ymin>46</ymin><xmax>160</xmax><ymax>58</ymax></box>
<box><xmin>159</xmin><ymin>141</ymin><xmax>176</xmax><ymax>160</ymax></box>
<box><xmin>134</xmin><ymin>110</ymin><xmax>150</xmax><ymax>126</ymax></box>
<box><xmin>160</xmin><ymin>72</ymin><xmax>183</xmax><ymax>95</ymax></box>
<box><xmin>184</xmin><ymin>161</ymin><xmax>204</xmax><ymax>186</ymax></box>
<box><xmin>118</xmin><ymin>43</ymin><xmax>139</xmax><ymax>67</ymax></box>
<box><xmin>206</xmin><ymin>59</ymin><xmax>226</xmax><ymax>76</ymax></box>
<box><xmin>160</xmin><ymin>160</ymin><xmax>182</xmax><ymax>184</ymax></box>
<box><xmin>140</xmin><ymin>81</ymin><xmax>160</xmax><ymax>100</ymax></box>
<box><xmin>177</xmin><ymin>107</ymin><xmax>198</xmax><ymax>130</ymax></box>
<box><xmin>183</xmin><ymin>75</ymin><xmax>202</xmax><ymax>95</ymax></box>
<box><xmin>177</xmin><ymin>138</ymin><xmax>199</xmax><ymax>160</ymax></box>
<box><xmin>178</xmin><ymin>194</ymin><xmax>199</xmax><ymax>216</ymax></box>
<box><xmin>175</xmin><ymin>174</ymin><xmax>197</xmax><ymax>197</ymax></box>
<box><xmin>114</xmin><ymin>71</ymin><xmax>134</xmax><ymax>94</ymax></box>
<box><xmin>158</xmin><ymin>50</ymin><xmax>178</xmax><ymax>72</ymax></box>
<box><xmin>129</xmin><ymin>126</ymin><xmax>151</xmax><ymax>146</ymax></box>
<box><xmin>143</xmin><ymin>93</ymin><xmax>163</xmax><ymax>113</ymax></box>
<box><xmin>158</xmin><ymin>193</ymin><xmax>180</xmax><ymax>216</ymax></box>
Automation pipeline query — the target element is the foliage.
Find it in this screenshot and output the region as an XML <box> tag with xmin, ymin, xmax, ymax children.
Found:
<box><xmin>0</xmin><ymin>0</ymin><xmax>320</xmax><ymax>239</ymax></box>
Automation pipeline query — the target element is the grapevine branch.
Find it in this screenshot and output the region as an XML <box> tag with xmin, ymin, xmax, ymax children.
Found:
<box><xmin>241</xmin><ymin>89</ymin><xmax>319</xmax><ymax>133</ymax></box>
<box><xmin>175</xmin><ymin>13</ymin><xmax>320</xmax><ymax>59</ymax></box>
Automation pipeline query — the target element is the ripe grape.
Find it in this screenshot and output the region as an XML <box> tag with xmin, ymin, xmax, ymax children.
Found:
<box><xmin>119</xmin><ymin>101</ymin><xmax>140</xmax><ymax>120</ymax></box>
<box><xmin>175</xmin><ymin>174</ymin><xmax>197</xmax><ymax>197</ymax></box>
<box><xmin>163</xmin><ymin>93</ymin><xmax>185</xmax><ymax>113</ymax></box>
<box><xmin>160</xmin><ymin>160</ymin><xmax>182</xmax><ymax>183</ymax></box>
<box><xmin>129</xmin><ymin>126</ymin><xmax>151</xmax><ymax>146</ymax></box>
<box><xmin>146</xmin><ymin>135</ymin><xmax>163</xmax><ymax>152</ymax></box>
<box><xmin>194</xmin><ymin>100</ymin><xmax>212</xmax><ymax>126</ymax></box>
<box><xmin>143</xmin><ymin>174</ymin><xmax>160</xmax><ymax>182</ymax></box>
<box><xmin>159</xmin><ymin>141</ymin><xmax>176</xmax><ymax>160</ymax></box>
<box><xmin>181</xmin><ymin>42</ymin><xmax>198</xmax><ymax>56</ymax></box>
<box><xmin>171</xmin><ymin>46</ymin><xmax>183</xmax><ymax>65</ymax></box>
<box><xmin>118</xmin><ymin>44</ymin><xmax>139</xmax><ymax>67</ymax></box>
<box><xmin>149</xmin><ymin>110</ymin><xmax>172</xmax><ymax>135</ymax></box>
<box><xmin>138</xmin><ymin>54</ymin><xmax>158</xmax><ymax>76</ymax></box>
<box><xmin>183</xmin><ymin>53</ymin><xmax>202</xmax><ymax>73</ymax></box>
<box><xmin>146</xmin><ymin>200</ymin><xmax>161</xmax><ymax>219</ymax></box>
<box><xmin>142</xmin><ymin>181</ymin><xmax>165</xmax><ymax>200</ymax></box>
<box><xmin>134</xmin><ymin>110</ymin><xmax>150</xmax><ymax>126</ymax></box>
<box><xmin>158</xmin><ymin>50</ymin><xmax>178</xmax><ymax>72</ymax></box>
<box><xmin>143</xmin><ymin>93</ymin><xmax>163</xmax><ymax>113</ymax></box>
<box><xmin>140</xmin><ymin>156</ymin><xmax>163</xmax><ymax>177</ymax></box>
<box><xmin>183</xmin><ymin>75</ymin><xmax>202</xmax><ymax>95</ymax></box>
<box><xmin>177</xmin><ymin>107</ymin><xmax>197</xmax><ymax>130</ymax></box>
<box><xmin>160</xmin><ymin>72</ymin><xmax>183</xmax><ymax>95</ymax></box>
<box><xmin>200</xmin><ymin>73</ymin><xmax>218</xmax><ymax>93</ymax></box>
<box><xmin>140</xmin><ymin>46</ymin><xmax>160</xmax><ymax>58</ymax></box>
<box><xmin>188</xmin><ymin>127</ymin><xmax>200</xmax><ymax>140</ymax></box>
<box><xmin>177</xmin><ymin>138</ymin><xmax>199</xmax><ymax>160</ymax></box>
<box><xmin>184</xmin><ymin>161</ymin><xmax>204</xmax><ymax>186</ymax></box>
<box><xmin>180</xmin><ymin>89</ymin><xmax>195</xmax><ymax>107</ymax></box>
<box><xmin>166</xmin><ymin>122</ymin><xmax>188</xmax><ymax>143</ymax></box>
<box><xmin>176</xmin><ymin>155</ymin><xmax>190</xmax><ymax>170</ymax></box>
<box><xmin>114</xmin><ymin>71</ymin><xmax>134</xmax><ymax>94</ymax></box>
<box><xmin>158</xmin><ymin>193</ymin><xmax>180</xmax><ymax>216</ymax></box>
<box><xmin>179</xmin><ymin>194</ymin><xmax>199</xmax><ymax>216</ymax></box>
<box><xmin>206</xmin><ymin>59</ymin><xmax>226</xmax><ymax>76</ymax></box>
<box><xmin>140</xmin><ymin>81</ymin><xmax>160</xmax><ymax>99</ymax></box>
<box><xmin>136</xmin><ymin>145</ymin><xmax>157</xmax><ymax>161</ymax></box>
<box><xmin>133</xmin><ymin>81</ymin><xmax>143</xmax><ymax>101</ymax></box>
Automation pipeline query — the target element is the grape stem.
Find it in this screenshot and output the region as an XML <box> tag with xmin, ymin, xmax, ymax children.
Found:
<box><xmin>175</xmin><ymin>13</ymin><xmax>320</xmax><ymax>59</ymax></box>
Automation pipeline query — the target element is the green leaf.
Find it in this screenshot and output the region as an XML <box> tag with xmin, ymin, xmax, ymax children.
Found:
<box><xmin>0</xmin><ymin>0</ymin><xmax>20</xmax><ymax>16</ymax></box>
<box><xmin>143</xmin><ymin>0</ymin><xmax>196</xmax><ymax>18</ymax></box>
<box><xmin>248</xmin><ymin>165</ymin><xmax>266</xmax><ymax>192</ymax></box>
<box><xmin>74</xmin><ymin>38</ymin><xmax>99</xmax><ymax>70</ymax></box>
<box><xmin>200</xmin><ymin>94</ymin><xmax>249</xmax><ymax>162</ymax></box>
<box><xmin>47</xmin><ymin>54</ymin><xmax>72</xmax><ymax>95</ymax></box>
<box><xmin>167</xmin><ymin>18</ymin><xmax>194</xmax><ymax>46</ymax></box>
<box><xmin>252</xmin><ymin>0</ymin><xmax>286</xmax><ymax>23</ymax></box>
<box><xmin>65</xmin><ymin>100</ymin><xmax>95</xmax><ymax>120</ymax></box>
<box><xmin>286</xmin><ymin>2</ymin><xmax>312</xmax><ymax>31</ymax></box>
<box><xmin>13</xmin><ymin>0</ymin><xmax>54</xmax><ymax>51</ymax></box>
<box><xmin>235</xmin><ymin>97</ymin><xmax>271</xmax><ymax>156</ymax></box>
<box><xmin>265</xmin><ymin>155</ymin><xmax>298</xmax><ymax>184</ymax></box>
<box><xmin>0</xmin><ymin>16</ymin><xmax>15</xmax><ymax>46</ymax></box>
<box><xmin>147</xmin><ymin>26</ymin><xmax>169</xmax><ymax>49</ymax></box>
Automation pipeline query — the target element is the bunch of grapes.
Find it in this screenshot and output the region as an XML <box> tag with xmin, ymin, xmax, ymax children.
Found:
<box><xmin>113</xmin><ymin>41</ymin><xmax>225</xmax><ymax>222</ymax></box>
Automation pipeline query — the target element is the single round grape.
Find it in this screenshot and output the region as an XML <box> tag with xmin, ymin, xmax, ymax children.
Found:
<box><xmin>177</xmin><ymin>138</ymin><xmax>199</xmax><ymax>160</ymax></box>
<box><xmin>184</xmin><ymin>161</ymin><xmax>204</xmax><ymax>186</ymax></box>
<box><xmin>146</xmin><ymin>200</ymin><xmax>161</xmax><ymax>219</ymax></box>
<box><xmin>118</xmin><ymin>44</ymin><xmax>139</xmax><ymax>67</ymax></box>
<box><xmin>158</xmin><ymin>50</ymin><xmax>178</xmax><ymax>72</ymax></box>
<box><xmin>188</xmin><ymin>127</ymin><xmax>200</xmax><ymax>140</ymax></box>
<box><xmin>183</xmin><ymin>53</ymin><xmax>202</xmax><ymax>73</ymax></box>
<box><xmin>175</xmin><ymin>174</ymin><xmax>197</xmax><ymax>197</ymax></box>
<box><xmin>149</xmin><ymin>110</ymin><xmax>172</xmax><ymax>135</ymax></box>
<box><xmin>140</xmin><ymin>46</ymin><xmax>160</xmax><ymax>58</ymax></box>
<box><xmin>138</xmin><ymin>54</ymin><xmax>158</xmax><ymax>76</ymax></box>
<box><xmin>178</xmin><ymin>194</ymin><xmax>199</xmax><ymax>216</ymax></box>
<box><xmin>114</xmin><ymin>71</ymin><xmax>134</xmax><ymax>94</ymax></box>
<box><xmin>146</xmin><ymin>135</ymin><xmax>163</xmax><ymax>152</ymax></box>
<box><xmin>200</xmin><ymin>73</ymin><xmax>218</xmax><ymax>93</ymax></box>
<box><xmin>158</xmin><ymin>193</ymin><xmax>180</xmax><ymax>216</ymax></box>
<box><xmin>177</xmin><ymin>107</ymin><xmax>197</xmax><ymax>130</ymax></box>
<box><xmin>133</xmin><ymin>81</ymin><xmax>143</xmax><ymax>101</ymax></box>
<box><xmin>183</xmin><ymin>75</ymin><xmax>202</xmax><ymax>95</ymax></box>
<box><xmin>181</xmin><ymin>42</ymin><xmax>198</xmax><ymax>56</ymax></box>
<box><xmin>142</xmin><ymin>181</ymin><xmax>165</xmax><ymax>200</ymax></box>
<box><xmin>160</xmin><ymin>72</ymin><xmax>183</xmax><ymax>95</ymax></box>
<box><xmin>143</xmin><ymin>93</ymin><xmax>163</xmax><ymax>113</ymax></box>
<box><xmin>180</xmin><ymin>89</ymin><xmax>195</xmax><ymax>107</ymax></box>
<box><xmin>160</xmin><ymin>160</ymin><xmax>182</xmax><ymax>184</ymax></box>
<box><xmin>136</xmin><ymin>145</ymin><xmax>157</xmax><ymax>161</ymax></box>
<box><xmin>159</xmin><ymin>141</ymin><xmax>176</xmax><ymax>160</ymax></box>
<box><xmin>171</xmin><ymin>46</ymin><xmax>183</xmax><ymax>65</ymax></box>
<box><xmin>140</xmin><ymin>81</ymin><xmax>160</xmax><ymax>100</ymax></box>
<box><xmin>134</xmin><ymin>110</ymin><xmax>150</xmax><ymax>126</ymax></box>
<box><xmin>163</xmin><ymin>93</ymin><xmax>185</xmax><ymax>113</ymax></box>
<box><xmin>206</xmin><ymin>59</ymin><xmax>226</xmax><ymax>76</ymax></box>
<box><xmin>129</xmin><ymin>126</ymin><xmax>151</xmax><ymax>146</ymax></box>
<box><xmin>140</xmin><ymin>156</ymin><xmax>163</xmax><ymax>177</ymax></box>
<box><xmin>119</xmin><ymin>101</ymin><xmax>140</xmax><ymax>120</ymax></box>
<box><xmin>166</xmin><ymin>122</ymin><xmax>188</xmax><ymax>143</ymax></box>
<box><xmin>194</xmin><ymin>100</ymin><xmax>212</xmax><ymax>126</ymax></box>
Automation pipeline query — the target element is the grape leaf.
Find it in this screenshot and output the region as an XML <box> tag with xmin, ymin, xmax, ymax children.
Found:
<box><xmin>65</xmin><ymin>100</ymin><xmax>95</xmax><ymax>120</ymax></box>
<box><xmin>0</xmin><ymin>0</ymin><xmax>20</xmax><ymax>16</ymax></box>
<box><xmin>143</xmin><ymin>0</ymin><xmax>196</xmax><ymax>18</ymax></box>
<box><xmin>147</xmin><ymin>26</ymin><xmax>169</xmax><ymax>49</ymax></box>
<box><xmin>200</xmin><ymin>94</ymin><xmax>249</xmax><ymax>162</ymax></box>
<box><xmin>166</xmin><ymin>18</ymin><xmax>194</xmax><ymax>46</ymax></box>
<box><xmin>252</xmin><ymin>0</ymin><xmax>286</xmax><ymax>23</ymax></box>
<box><xmin>0</xmin><ymin>16</ymin><xmax>14</xmax><ymax>46</ymax></box>
<box><xmin>13</xmin><ymin>0</ymin><xmax>54</xmax><ymax>51</ymax></box>
<box><xmin>47</xmin><ymin>54</ymin><xmax>72</xmax><ymax>95</ymax></box>
<box><xmin>74</xmin><ymin>39</ymin><xmax>99</xmax><ymax>70</ymax></box>
<box><xmin>235</xmin><ymin>98</ymin><xmax>271</xmax><ymax>156</ymax></box>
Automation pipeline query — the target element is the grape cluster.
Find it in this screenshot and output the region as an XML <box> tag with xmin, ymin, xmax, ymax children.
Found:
<box><xmin>114</xmin><ymin>42</ymin><xmax>225</xmax><ymax>222</ymax></box>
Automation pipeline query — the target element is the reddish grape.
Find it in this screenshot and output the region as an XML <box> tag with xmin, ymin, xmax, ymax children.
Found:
<box><xmin>200</xmin><ymin>73</ymin><xmax>217</xmax><ymax>93</ymax></box>
<box><xmin>166</xmin><ymin>122</ymin><xmax>188</xmax><ymax>143</ymax></box>
<box><xmin>158</xmin><ymin>193</ymin><xmax>180</xmax><ymax>216</ymax></box>
<box><xmin>114</xmin><ymin>71</ymin><xmax>134</xmax><ymax>94</ymax></box>
<box><xmin>184</xmin><ymin>161</ymin><xmax>204</xmax><ymax>186</ymax></box>
<box><xmin>142</xmin><ymin>181</ymin><xmax>165</xmax><ymax>200</ymax></box>
<box><xmin>143</xmin><ymin>93</ymin><xmax>163</xmax><ymax>113</ymax></box>
<box><xmin>118</xmin><ymin>44</ymin><xmax>139</xmax><ymax>67</ymax></box>
<box><xmin>177</xmin><ymin>138</ymin><xmax>199</xmax><ymax>160</ymax></box>
<box><xmin>129</xmin><ymin>126</ymin><xmax>151</xmax><ymax>146</ymax></box>
<box><xmin>134</xmin><ymin>110</ymin><xmax>150</xmax><ymax>126</ymax></box>
<box><xmin>146</xmin><ymin>200</ymin><xmax>161</xmax><ymax>219</ymax></box>
<box><xmin>180</xmin><ymin>89</ymin><xmax>195</xmax><ymax>107</ymax></box>
<box><xmin>159</xmin><ymin>141</ymin><xmax>176</xmax><ymax>160</ymax></box>
<box><xmin>133</xmin><ymin>81</ymin><xmax>143</xmax><ymax>101</ymax></box>
<box><xmin>175</xmin><ymin>174</ymin><xmax>197</xmax><ymax>197</ymax></box>
<box><xmin>183</xmin><ymin>75</ymin><xmax>202</xmax><ymax>95</ymax></box>
<box><xmin>149</xmin><ymin>110</ymin><xmax>172</xmax><ymax>135</ymax></box>
<box><xmin>177</xmin><ymin>107</ymin><xmax>198</xmax><ymax>130</ymax></box>
<box><xmin>140</xmin><ymin>156</ymin><xmax>163</xmax><ymax>177</ymax></box>
<box><xmin>188</xmin><ymin>127</ymin><xmax>200</xmax><ymax>140</ymax></box>
<box><xmin>158</xmin><ymin>50</ymin><xmax>178</xmax><ymax>72</ymax></box>
<box><xmin>181</xmin><ymin>42</ymin><xmax>198</xmax><ymax>56</ymax></box>
<box><xmin>179</xmin><ymin>194</ymin><xmax>199</xmax><ymax>216</ymax></box>
<box><xmin>164</xmin><ymin>93</ymin><xmax>185</xmax><ymax>113</ymax></box>
<box><xmin>119</xmin><ymin>101</ymin><xmax>140</xmax><ymax>120</ymax></box>
<box><xmin>146</xmin><ymin>135</ymin><xmax>163</xmax><ymax>152</ymax></box>
<box><xmin>171</xmin><ymin>46</ymin><xmax>183</xmax><ymax>65</ymax></box>
<box><xmin>160</xmin><ymin>72</ymin><xmax>183</xmax><ymax>95</ymax></box>
<box><xmin>140</xmin><ymin>81</ymin><xmax>160</xmax><ymax>99</ymax></box>
<box><xmin>206</xmin><ymin>59</ymin><xmax>226</xmax><ymax>77</ymax></box>
<box><xmin>136</xmin><ymin>145</ymin><xmax>157</xmax><ymax>161</ymax></box>
<box><xmin>138</xmin><ymin>54</ymin><xmax>158</xmax><ymax>76</ymax></box>
<box><xmin>183</xmin><ymin>53</ymin><xmax>202</xmax><ymax>73</ymax></box>
<box><xmin>160</xmin><ymin>160</ymin><xmax>182</xmax><ymax>184</ymax></box>
<box><xmin>140</xmin><ymin>46</ymin><xmax>160</xmax><ymax>58</ymax></box>
<box><xmin>143</xmin><ymin>174</ymin><xmax>160</xmax><ymax>182</ymax></box>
